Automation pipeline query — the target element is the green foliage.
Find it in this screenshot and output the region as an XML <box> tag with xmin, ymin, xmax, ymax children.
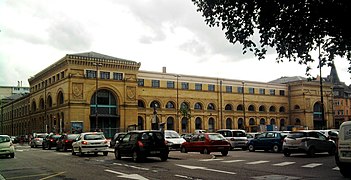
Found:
<box><xmin>192</xmin><ymin>0</ymin><xmax>351</xmax><ymax>74</ymax></box>
<box><xmin>179</xmin><ymin>104</ymin><xmax>191</xmax><ymax>119</ymax></box>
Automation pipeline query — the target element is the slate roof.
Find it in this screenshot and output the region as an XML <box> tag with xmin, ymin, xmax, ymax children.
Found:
<box><xmin>269</xmin><ymin>76</ymin><xmax>307</xmax><ymax>84</ymax></box>
<box><xmin>68</xmin><ymin>51</ymin><xmax>136</xmax><ymax>63</ymax></box>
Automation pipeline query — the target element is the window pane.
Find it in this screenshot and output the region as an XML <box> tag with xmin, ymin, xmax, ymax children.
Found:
<box><xmin>167</xmin><ymin>81</ymin><xmax>175</xmax><ymax>88</ymax></box>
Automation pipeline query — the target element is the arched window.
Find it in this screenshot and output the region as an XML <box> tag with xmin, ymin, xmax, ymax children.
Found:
<box><xmin>207</xmin><ymin>103</ymin><xmax>215</xmax><ymax>110</ymax></box>
<box><xmin>195</xmin><ymin>117</ymin><xmax>202</xmax><ymax>129</ymax></box>
<box><xmin>138</xmin><ymin>100</ymin><xmax>145</xmax><ymax>108</ymax></box>
<box><xmin>167</xmin><ymin>117</ymin><xmax>174</xmax><ymax>130</ymax></box>
<box><xmin>138</xmin><ymin>116</ymin><xmax>144</xmax><ymax>130</ymax></box>
<box><xmin>249</xmin><ymin>118</ymin><xmax>255</xmax><ymax>125</ymax></box>
<box><xmin>47</xmin><ymin>95</ymin><xmax>52</xmax><ymax>108</ymax></box>
<box><xmin>39</xmin><ymin>98</ymin><xmax>45</xmax><ymax>110</ymax></box>
<box><xmin>270</xmin><ymin>118</ymin><xmax>276</xmax><ymax>125</ymax></box>
<box><xmin>166</xmin><ymin>101</ymin><xmax>175</xmax><ymax>109</ymax></box>
<box><xmin>269</xmin><ymin>106</ymin><xmax>276</xmax><ymax>112</ymax></box>
<box><xmin>57</xmin><ymin>91</ymin><xmax>64</xmax><ymax>105</ymax></box>
<box><xmin>208</xmin><ymin>117</ymin><xmax>215</xmax><ymax>132</ymax></box>
<box><xmin>150</xmin><ymin>100</ymin><xmax>161</xmax><ymax>109</ymax></box>
<box><xmin>280</xmin><ymin>119</ymin><xmax>285</xmax><ymax>126</ymax></box>
<box><xmin>237</xmin><ymin>104</ymin><xmax>243</xmax><ymax>111</ymax></box>
<box><xmin>238</xmin><ymin>118</ymin><xmax>244</xmax><ymax>129</ymax></box>
<box><xmin>279</xmin><ymin>106</ymin><xmax>285</xmax><ymax>112</ymax></box>
<box><xmin>31</xmin><ymin>101</ymin><xmax>37</xmax><ymax>112</ymax></box>
<box><xmin>260</xmin><ymin>118</ymin><xmax>266</xmax><ymax>125</ymax></box>
<box><xmin>295</xmin><ymin>118</ymin><xmax>301</xmax><ymax>125</ymax></box>
<box><xmin>181</xmin><ymin>102</ymin><xmax>190</xmax><ymax>110</ymax></box>
<box><xmin>194</xmin><ymin>102</ymin><xmax>203</xmax><ymax>110</ymax></box>
<box><xmin>294</xmin><ymin>105</ymin><xmax>300</xmax><ymax>110</ymax></box>
<box><xmin>225</xmin><ymin>104</ymin><xmax>233</xmax><ymax>111</ymax></box>
<box><xmin>181</xmin><ymin>117</ymin><xmax>188</xmax><ymax>133</ymax></box>
<box><xmin>259</xmin><ymin>105</ymin><xmax>265</xmax><ymax>112</ymax></box>
<box><xmin>226</xmin><ymin>118</ymin><xmax>232</xmax><ymax>129</ymax></box>
<box><xmin>248</xmin><ymin>105</ymin><xmax>255</xmax><ymax>112</ymax></box>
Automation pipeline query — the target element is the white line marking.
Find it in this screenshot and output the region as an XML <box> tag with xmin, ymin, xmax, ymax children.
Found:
<box><xmin>332</xmin><ymin>167</ymin><xmax>340</xmax><ymax>171</ymax></box>
<box><xmin>272</xmin><ymin>162</ymin><xmax>296</xmax><ymax>166</ymax></box>
<box><xmin>221</xmin><ymin>160</ymin><xmax>245</xmax><ymax>163</ymax></box>
<box><xmin>246</xmin><ymin>160</ymin><xmax>269</xmax><ymax>165</ymax></box>
<box><xmin>199</xmin><ymin>158</ymin><xmax>223</xmax><ymax>162</ymax></box>
<box><xmin>176</xmin><ymin>164</ymin><xmax>236</xmax><ymax>175</ymax></box>
<box><xmin>301</xmin><ymin>163</ymin><xmax>322</xmax><ymax>168</ymax></box>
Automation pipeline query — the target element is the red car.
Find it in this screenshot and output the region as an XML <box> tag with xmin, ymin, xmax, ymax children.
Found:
<box><xmin>180</xmin><ymin>133</ymin><xmax>230</xmax><ymax>156</ymax></box>
<box><xmin>56</xmin><ymin>134</ymin><xmax>80</xmax><ymax>152</ymax></box>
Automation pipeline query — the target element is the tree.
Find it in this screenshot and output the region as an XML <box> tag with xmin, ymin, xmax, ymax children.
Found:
<box><xmin>192</xmin><ymin>0</ymin><xmax>351</xmax><ymax>74</ymax></box>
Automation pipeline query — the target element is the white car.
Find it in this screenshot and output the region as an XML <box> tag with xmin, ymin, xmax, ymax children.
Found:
<box><xmin>164</xmin><ymin>130</ymin><xmax>185</xmax><ymax>150</ymax></box>
<box><xmin>335</xmin><ymin>121</ymin><xmax>351</xmax><ymax>178</ymax></box>
<box><xmin>0</xmin><ymin>135</ymin><xmax>15</xmax><ymax>158</ymax></box>
<box><xmin>72</xmin><ymin>132</ymin><xmax>109</xmax><ymax>156</ymax></box>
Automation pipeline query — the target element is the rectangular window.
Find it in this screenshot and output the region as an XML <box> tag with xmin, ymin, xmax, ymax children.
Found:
<box><xmin>152</xmin><ymin>80</ymin><xmax>160</xmax><ymax>88</ymax></box>
<box><xmin>259</xmin><ymin>88</ymin><xmax>265</xmax><ymax>95</ymax></box>
<box><xmin>249</xmin><ymin>87</ymin><xmax>254</xmax><ymax>94</ymax></box>
<box><xmin>113</xmin><ymin>72</ymin><xmax>123</xmax><ymax>80</ymax></box>
<box><xmin>57</xmin><ymin>74</ymin><xmax>60</xmax><ymax>80</ymax></box>
<box><xmin>279</xmin><ymin>90</ymin><xmax>285</xmax><ymax>96</ymax></box>
<box><xmin>137</xmin><ymin>79</ymin><xmax>144</xmax><ymax>86</ymax></box>
<box><xmin>226</xmin><ymin>86</ymin><xmax>232</xmax><ymax>93</ymax></box>
<box><xmin>100</xmin><ymin>71</ymin><xmax>110</xmax><ymax>79</ymax></box>
<box><xmin>167</xmin><ymin>81</ymin><xmax>175</xmax><ymax>88</ymax></box>
<box><xmin>238</xmin><ymin>87</ymin><xmax>243</xmax><ymax>93</ymax></box>
<box><xmin>208</xmin><ymin>84</ymin><xmax>215</xmax><ymax>91</ymax></box>
<box><xmin>53</xmin><ymin>76</ymin><xmax>56</xmax><ymax>82</ymax></box>
<box><xmin>269</xmin><ymin>89</ymin><xmax>275</xmax><ymax>95</ymax></box>
<box><xmin>61</xmin><ymin>71</ymin><xmax>65</xmax><ymax>79</ymax></box>
<box><xmin>86</xmin><ymin>70</ymin><xmax>96</xmax><ymax>78</ymax></box>
<box><xmin>181</xmin><ymin>82</ymin><xmax>189</xmax><ymax>90</ymax></box>
<box><xmin>195</xmin><ymin>83</ymin><xmax>202</xmax><ymax>91</ymax></box>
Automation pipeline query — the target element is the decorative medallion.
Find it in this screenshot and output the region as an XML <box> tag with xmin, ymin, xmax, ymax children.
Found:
<box><xmin>126</xmin><ymin>86</ymin><xmax>136</xmax><ymax>100</ymax></box>
<box><xmin>72</xmin><ymin>83</ymin><xmax>83</xmax><ymax>99</ymax></box>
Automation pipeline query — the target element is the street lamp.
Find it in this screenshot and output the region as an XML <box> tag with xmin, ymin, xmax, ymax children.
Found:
<box><xmin>242</xmin><ymin>81</ymin><xmax>246</xmax><ymax>130</ymax></box>
<box><xmin>318</xmin><ymin>44</ymin><xmax>325</xmax><ymax>129</ymax></box>
<box><xmin>93</xmin><ymin>61</ymin><xmax>102</xmax><ymax>131</ymax></box>
<box><xmin>174</xmin><ymin>74</ymin><xmax>181</xmax><ymax>132</ymax></box>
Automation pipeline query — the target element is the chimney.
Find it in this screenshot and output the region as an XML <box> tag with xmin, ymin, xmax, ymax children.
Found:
<box><xmin>162</xmin><ymin>67</ymin><xmax>166</xmax><ymax>73</ymax></box>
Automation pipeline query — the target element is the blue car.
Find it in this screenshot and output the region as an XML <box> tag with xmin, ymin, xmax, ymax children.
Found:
<box><xmin>247</xmin><ymin>131</ymin><xmax>288</xmax><ymax>153</ymax></box>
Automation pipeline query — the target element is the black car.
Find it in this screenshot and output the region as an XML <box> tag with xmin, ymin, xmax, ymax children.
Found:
<box><xmin>42</xmin><ymin>134</ymin><xmax>61</xmax><ymax>150</ymax></box>
<box><xmin>56</xmin><ymin>134</ymin><xmax>80</xmax><ymax>152</ymax></box>
<box><xmin>114</xmin><ymin>130</ymin><xmax>169</xmax><ymax>162</ymax></box>
<box><xmin>110</xmin><ymin>132</ymin><xmax>126</xmax><ymax>148</ymax></box>
<box><xmin>247</xmin><ymin>131</ymin><xmax>288</xmax><ymax>153</ymax></box>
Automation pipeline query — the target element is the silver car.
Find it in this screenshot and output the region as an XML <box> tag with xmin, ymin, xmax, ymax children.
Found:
<box><xmin>29</xmin><ymin>133</ymin><xmax>48</xmax><ymax>148</ymax></box>
<box><xmin>283</xmin><ymin>130</ymin><xmax>336</xmax><ymax>157</ymax></box>
<box><xmin>0</xmin><ymin>135</ymin><xmax>15</xmax><ymax>158</ymax></box>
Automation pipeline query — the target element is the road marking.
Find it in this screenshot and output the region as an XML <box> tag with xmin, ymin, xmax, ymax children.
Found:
<box><xmin>176</xmin><ymin>164</ymin><xmax>236</xmax><ymax>175</ymax></box>
<box><xmin>39</xmin><ymin>172</ymin><xmax>65</xmax><ymax>180</ymax></box>
<box><xmin>113</xmin><ymin>163</ymin><xmax>150</xmax><ymax>171</ymax></box>
<box><xmin>252</xmin><ymin>175</ymin><xmax>301</xmax><ymax>179</ymax></box>
<box><xmin>105</xmin><ymin>169</ymin><xmax>148</xmax><ymax>180</ymax></box>
<box><xmin>199</xmin><ymin>158</ymin><xmax>223</xmax><ymax>162</ymax></box>
<box><xmin>332</xmin><ymin>167</ymin><xmax>339</xmax><ymax>171</ymax></box>
<box><xmin>272</xmin><ymin>162</ymin><xmax>296</xmax><ymax>166</ymax></box>
<box><xmin>246</xmin><ymin>160</ymin><xmax>269</xmax><ymax>165</ymax></box>
<box><xmin>301</xmin><ymin>163</ymin><xmax>322</xmax><ymax>168</ymax></box>
<box><xmin>221</xmin><ymin>160</ymin><xmax>246</xmax><ymax>163</ymax></box>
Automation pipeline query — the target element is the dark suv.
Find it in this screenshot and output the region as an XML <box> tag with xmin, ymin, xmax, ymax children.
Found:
<box><xmin>42</xmin><ymin>134</ymin><xmax>61</xmax><ymax>150</ymax></box>
<box><xmin>114</xmin><ymin>130</ymin><xmax>169</xmax><ymax>162</ymax></box>
<box><xmin>247</xmin><ymin>131</ymin><xmax>288</xmax><ymax>153</ymax></box>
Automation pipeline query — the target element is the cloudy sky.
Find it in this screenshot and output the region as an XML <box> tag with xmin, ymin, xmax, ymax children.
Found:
<box><xmin>0</xmin><ymin>0</ymin><xmax>350</xmax><ymax>87</ymax></box>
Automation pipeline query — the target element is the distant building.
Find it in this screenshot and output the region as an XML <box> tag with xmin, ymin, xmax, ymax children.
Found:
<box><xmin>0</xmin><ymin>52</ymin><xmax>335</xmax><ymax>137</ymax></box>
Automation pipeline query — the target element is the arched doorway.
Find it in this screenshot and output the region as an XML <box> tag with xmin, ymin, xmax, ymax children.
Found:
<box><xmin>181</xmin><ymin>117</ymin><xmax>188</xmax><ymax>133</ymax></box>
<box><xmin>195</xmin><ymin>117</ymin><xmax>202</xmax><ymax>130</ymax></box>
<box><xmin>208</xmin><ymin>117</ymin><xmax>215</xmax><ymax>132</ymax></box>
<box><xmin>313</xmin><ymin>102</ymin><xmax>325</xmax><ymax>129</ymax></box>
<box><xmin>90</xmin><ymin>89</ymin><xmax>119</xmax><ymax>138</ymax></box>
<box><xmin>138</xmin><ymin>116</ymin><xmax>144</xmax><ymax>130</ymax></box>
<box><xmin>226</xmin><ymin>118</ymin><xmax>232</xmax><ymax>129</ymax></box>
<box><xmin>238</xmin><ymin>118</ymin><xmax>244</xmax><ymax>129</ymax></box>
<box><xmin>167</xmin><ymin>117</ymin><xmax>174</xmax><ymax>130</ymax></box>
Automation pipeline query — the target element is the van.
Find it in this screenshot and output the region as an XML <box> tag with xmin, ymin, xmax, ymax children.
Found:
<box><xmin>216</xmin><ymin>129</ymin><xmax>248</xmax><ymax>150</ymax></box>
<box><xmin>335</xmin><ymin>121</ymin><xmax>351</xmax><ymax>178</ymax></box>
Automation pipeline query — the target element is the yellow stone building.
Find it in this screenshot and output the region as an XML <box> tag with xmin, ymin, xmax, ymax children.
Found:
<box><xmin>0</xmin><ymin>52</ymin><xmax>334</xmax><ymax>137</ymax></box>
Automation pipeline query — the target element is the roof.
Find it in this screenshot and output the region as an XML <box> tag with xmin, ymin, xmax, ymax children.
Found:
<box><xmin>269</xmin><ymin>76</ymin><xmax>307</xmax><ymax>84</ymax></box>
<box><xmin>68</xmin><ymin>51</ymin><xmax>137</xmax><ymax>64</ymax></box>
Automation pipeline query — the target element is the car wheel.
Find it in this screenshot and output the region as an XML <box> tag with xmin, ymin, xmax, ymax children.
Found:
<box><xmin>283</xmin><ymin>150</ymin><xmax>291</xmax><ymax>157</ymax></box>
<box><xmin>203</xmin><ymin>148</ymin><xmax>210</xmax><ymax>154</ymax></box>
<box><xmin>10</xmin><ymin>153</ymin><xmax>15</xmax><ymax>158</ymax></box>
<box><xmin>115</xmin><ymin>149</ymin><xmax>121</xmax><ymax>160</ymax></box>
<box><xmin>72</xmin><ymin>148</ymin><xmax>76</xmax><ymax>155</ymax></box>
<box><xmin>221</xmin><ymin>151</ymin><xmax>228</xmax><ymax>156</ymax></box>
<box><xmin>328</xmin><ymin>146</ymin><xmax>336</xmax><ymax>155</ymax></box>
<box><xmin>339</xmin><ymin>164</ymin><xmax>351</xmax><ymax>178</ymax></box>
<box><xmin>308</xmin><ymin>147</ymin><xmax>316</xmax><ymax>157</ymax></box>
<box><xmin>248</xmin><ymin>144</ymin><xmax>255</xmax><ymax>152</ymax></box>
<box><xmin>132</xmin><ymin>151</ymin><xmax>140</xmax><ymax>162</ymax></box>
<box><xmin>181</xmin><ymin>147</ymin><xmax>187</xmax><ymax>153</ymax></box>
<box><xmin>30</xmin><ymin>143</ymin><xmax>34</xmax><ymax>148</ymax></box>
<box><xmin>272</xmin><ymin>145</ymin><xmax>280</xmax><ymax>153</ymax></box>
<box><xmin>160</xmin><ymin>154</ymin><xmax>168</xmax><ymax>161</ymax></box>
<box><xmin>103</xmin><ymin>152</ymin><xmax>108</xmax><ymax>156</ymax></box>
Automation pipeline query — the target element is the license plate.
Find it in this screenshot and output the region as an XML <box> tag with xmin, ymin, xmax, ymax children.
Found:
<box><xmin>150</xmin><ymin>151</ymin><xmax>160</xmax><ymax>154</ymax></box>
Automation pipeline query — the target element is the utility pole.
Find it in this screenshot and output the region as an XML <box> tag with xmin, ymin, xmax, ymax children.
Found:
<box><xmin>93</xmin><ymin>60</ymin><xmax>102</xmax><ymax>131</ymax></box>
<box><xmin>242</xmin><ymin>81</ymin><xmax>246</xmax><ymax>130</ymax></box>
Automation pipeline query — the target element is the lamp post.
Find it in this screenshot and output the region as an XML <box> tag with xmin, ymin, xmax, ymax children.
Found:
<box><xmin>242</xmin><ymin>81</ymin><xmax>246</xmax><ymax>130</ymax></box>
<box><xmin>318</xmin><ymin>44</ymin><xmax>325</xmax><ymax>129</ymax></box>
<box><xmin>93</xmin><ymin>61</ymin><xmax>102</xmax><ymax>131</ymax></box>
<box><xmin>175</xmin><ymin>75</ymin><xmax>180</xmax><ymax>132</ymax></box>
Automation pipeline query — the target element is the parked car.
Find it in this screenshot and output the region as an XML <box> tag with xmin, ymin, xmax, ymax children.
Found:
<box><xmin>114</xmin><ymin>130</ymin><xmax>169</xmax><ymax>162</ymax></box>
<box><xmin>194</xmin><ymin>129</ymin><xmax>206</xmax><ymax>134</ymax></box>
<box><xmin>319</xmin><ymin>129</ymin><xmax>338</xmax><ymax>142</ymax></box>
<box><xmin>164</xmin><ymin>130</ymin><xmax>185</xmax><ymax>150</ymax></box>
<box><xmin>56</xmin><ymin>134</ymin><xmax>80</xmax><ymax>152</ymax></box>
<box><xmin>216</xmin><ymin>129</ymin><xmax>248</xmax><ymax>150</ymax></box>
<box><xmin>283</xmin><ymin>130</ymin><xmax>336</xmax><ymax>157</ymax></box>
<box><xmin>42</xmin><ymin>134</ymin><xmax>61</xmax><ymax>150</ymax></box>
<box><xmin>246</xmin><ymin>132</ymin><xmax>261</xmax><ymax>141</ymax></box>
<box><xmin>29</xmin><ymin>133</ymin><xmax>47</xmax><ymax>148</ymax></box>
<box><xmin>72</xmin><ymin>132</ymin><xmax>109</xmax><ymax>156</ymax></box>
<box><xmin>110</xmin><ymin>132</ymin><xmax>126</xmax><ymax>148</ymax></box>
<box><xmin>180</xmin><ymin>133</ymin><xmax>231</xmax><ymax>156</ymax></box>
<box><xmin>180</xmin><ymin>133</ymin><xmax>193</xmax><ymax>141</ymax></box>
<box><xmin>247</xmin><ymin>131</ymin><xmax>288</xmax><ymax>153</ymax></box>
<box><xmin>335</xmin><ymin>121</ymin><xmax>351</xmax><ymax>178</ymax></box>
<box><xmin>0</xmin><ymin>135</ymin><xmax>15</xmax><ymax>158</ymax></box>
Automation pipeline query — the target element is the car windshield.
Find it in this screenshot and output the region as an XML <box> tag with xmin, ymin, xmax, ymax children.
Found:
<box><xmin>233</xmin><ymin>131</ymin><xmax>246</xmax><ymax>137</ymax></box>
<box><xmin>141</xmin><ymin>132</ymin><xmax>164</xmax><ymax>141</ymax></box>
<box><xmin>67</xmin><ymin>134</ymin><xmax>79</xmax><ymax>140</ymax></box>
<box><xmin>0</xmin><ymin>136</ymin><xmax>10</xmax><ymax>143</ymax></box>
<box><xmin>165</xmin><ymin>131</ymin><xmax>180</xmax><ymax>138</ymax></box>
<box><xmin>287</xmin><ymin>132</ymin><xmax>306</xmax><ymax>138</ymax></box>
<box><xmin>208</xmin><ymin>134</ymin><xmax>226</xmax><ymax>140</ymax></box>
<box><xmin>52</xmin><ymin>135</ymin><xmax>61</xmax><ymax>139</ymax></box>
<box><xmin>37</xmin><ymin>134</ymin><xmax>46</xmax><ymax>138</ymax></box>
<box><xmin>84</xmin><ymin>134</ymin><xmax>105</xmax><ymax>140</ymax></box>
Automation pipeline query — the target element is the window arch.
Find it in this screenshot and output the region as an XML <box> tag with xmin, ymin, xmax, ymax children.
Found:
<box><xmin>226</xmin><ymin>118</ymin><xmax>232</xmax><ymax>129</ymax></box>
<box><xmin>225</xmin><ymin>104</ymin><xmax>233</xmax><ymax>111</ymax></box>
<box><xmin>238</xmin><ymin>118</ymin><xmax>244</xmax><ymax>129</ymax></box>
<box><xmin>248</xmin><ymin>105</ymin><xmax>255</xmax><ymax>112</ymax></box>
<box><xmin>166</xmin><ymin>101</ymin><xmax>175</xmax><ymax>109</ymax></box>
<box><xmin>259</xmin><ymin>105</ymin><xmax>265</xmax><ymax>112</ymax></box>
<box><xmin>181</xmin><ymin>117</ymin><xmax>188</xmax><ymax>133</ymax></box>
<box><xmin>194</xmin><ymin>102</ymin><xmax>203</xmax><ymax>110</ymax></box>
<box><xmin>295</xmin><ymin>118</ymin><xmax>301</xmax><ymax>125</ymax></box>
<box><xmin>167</xmin><ymin>117</ymin><xmax>174</xmax><ymax>130</ymax></box>
<box><xmin>280</xmin><ymin>119</ymin><xmax>285</xmax><ymax>126</ymax></box>
<box><xmin>138</xmin><ymin>116</ymin><xmax>144</xmax><ymax>130</ymax></box>
<box><xmin>294</xmin><ymin>105</ymin><xmax>300</xmax><ymax>110</ymax></box>
<box><xmin>208</xmin><ymin>117</ymin><xmax>215</xmax><ymax>132</ymax></box>
<box><xmin>249</xmin><ymin>118</ymin><xmax>255</xmax><ymax>125</ymax></box>
<box><xmin>270</xmin><ymin>118</ymin><xmax>276</xmax><ymax>125</ymax></box>
<box><xmin>195</xmin><ymin>117</ymin><xmax>202</xmax><ymax>129</ymax></box>
<box><xmin>31</xmin><ymin>101</ymin><xmax>37</xmax><ymax>112</ymax></box>
<box><xmin>207</xmin><ymin>103</ymin><xmax>215</xmax><ymax>110</ymax></box>
<box><xmin>47</xmin><ymin>95</ymin><xmax>52</xmax><ymax>108</ymax></box>
<box><xmin>39</xmin><ymin>98</ymin><xmax>45</xmax><ymax>110</ymax></box>
<box><xmin>181</xmin><ymin>102</ymin><xmax>190</xmax><ymax>110</ymax></box>
<box><xmin>57</xmin><ymin>91</ymin><xmax>64</xmax><ymax>105</ymax></box>
<box><xmin>260</xmin><ymin>118</ymin><xmax>266</xmax><ymax>125</ymax></box>
<box><xmin>237</xmin><ymin>104</ymin><xmax>243</xmax><ymax>111</ymax></box>
<box><xmin>269</xmin><ymin>106</ymin><xmax>276</xmax><ymax>112</ymax></box>
<box><xmin>150</xmin><ymin>100</ymin><xmax>161</xmax><ymax>109</ymax></box>
<box><xmin>279</xmin><ymin>106</ymin><xmax>285</xmax><ymax>112</ymax></box>
<box><xmin>138</xmin><ymin>100</ymin><xmax>145</xmax><ymax>108</ymax></box>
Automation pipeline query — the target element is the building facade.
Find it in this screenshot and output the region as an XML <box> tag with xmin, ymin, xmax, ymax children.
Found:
<box><xmin>0</xmin><ymin>52</ymin><xmax>336</xmax><ymax>137</ymax></box>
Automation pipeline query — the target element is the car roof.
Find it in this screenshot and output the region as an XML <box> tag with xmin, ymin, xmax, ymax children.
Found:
<box><xmin>217</xmin><ymin>129</ymin><xmax>245</xmax><ymax>132</ymax></box>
